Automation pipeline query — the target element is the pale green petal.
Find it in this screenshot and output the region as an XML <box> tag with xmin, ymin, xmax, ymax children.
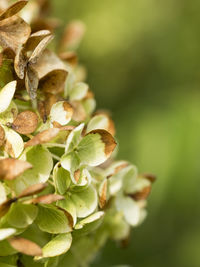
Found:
<box><xmin>71</xmin><ymin>186</ymin><xmax>97</xmax><ymax>218</ymax></box>
<box><xmin>77</xmin><ymin>131</ymin><xmax>115</xmax><ymax>167</ymax></box>
<box><xmin>0</xmin><ymin>102</ymin><xmax>18</xmax><ymax>124</ymax></box>
<box><xmin>115</xmin><ymin>196</ymin><xmax>140</xmax><ymax>226</ymax></box>
<box><xmin>61</xmin><ymin>151</ymin><xmax>80</xmax><ymax>175</ymax></box>
<box><xmin>69</xmin><ymin>82</ymin><xmax>88</xmax><ymax>101</ymax></box>
<box><xmin>7</xmin><ymin>203</ymin><xmax>38</xmax><ymax>228</ymax></box>
<box><xmin>86</xmin><ymin>114</ymin><xmax>109</xmax><ymax>133</ymax></box>
<box><xmin>0</xmin><ymin>182</ymin><xmax>7</xmax><ymax>205</ymax></box>
<box><xmin>83</xmin><ymin>98</ymin><xmax>96</xmax><ymax>116</ymax></box>
<box><xmin>53</xmin><ymin>163</ymin><xmax>71</xmax><ymax>195</ymax></box>
<box><xmin>65</xmin><ymin>123</ymin><xmax>84</xmax><ymax>153</ymax></box>
<box><xmin>36</xmin><ymin>204</ymin><xmax>72</xmax><ymax>234</ymax></box>
<box><xmin>75</xmin><ymin>211</ymin><xmax>104</xmax><ymax>230</ymax></box>
<box><xmin>130</xmin><ymin>177</ymin><xmax>151</xmax><ymax>194</ymax></box>
<box><xmin>50</xmin><ymin>101</ymin><xmax>73</xmax><ymax>126</ymax></box>
<box><xmin>0</xmin><ymin>81</ymin><xmax>16</xmax><ymax>113</ymax></box>
<box><xmin>57</xmin><ymin>196</ymin><xmax>77</xmax><ymax>226</ymax></box>
<box><xmin>0</xmin><ymin>228</ymin><xmax>16</xmax><ymax>241</ymax></box>
<box><xmin>42</xmin><ymin>233</ymin><xmax>72</xmax><ymax>258</ymax></box>
<box><xmin>3</xmin><ymin>126</ymin><xmax>24</xmax><ymax>158</ymax></box>
<box><xmin>11</xmin><ymin>146</ymin><xmax>53</xmax><ymax>195</ymax></box>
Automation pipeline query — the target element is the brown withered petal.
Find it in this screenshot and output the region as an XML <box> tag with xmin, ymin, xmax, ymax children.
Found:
<box><xmin>38</xmin><ymin>101</ymin><xmax>47</xmax><ymax>123</ymax></box>
<box><xmin>19</xmin><ymin>183</ymin><xmax>48</xmax><ymax>198</ymax></box>
<box><xmin>57</xmin><ymin>206</ymin><xmax>74</xmax><ymax>229</ymax></box>
<box><xmin>0</xmin><ymin>1</ymin><xmax>28</xmax><ymax>21</ymax></box>
<box><xmin>140</xmin><ymin>173</ymin><xmax>156</xmax><ymax>183</ymax></box>
<box><xmin>25</xmin><ymin>128</ymin><xmax>60</xmax><ymax>148</ymax></box>
<box><xmin>74</xmin><ymin>169</ymin><xmax>81</xmax><ymax>182</ymax></box>
<box><xmin>25</xmin><ymin>64</ymin><xmax>39</xmax><ymax>100</ymax></box>
<box><xmin>29</xmin><ymin>34</ymin><xmax>53</xmax><ymax>65</ymax></box>
<box><xmin>8</xmin><ymin>237</ymin><xmax>42</xmax><ymax>256</ymax></box>
<box><xmin>25</xmin><ymin>30</ymin><xmax>51</xmax><ymax>52</ymax></box>
<box><xmin>43</xmin><ymin>93</ymin><xmax>58</xmax><ymax>116</ymax></box>
<box><xmin>59</xmin><ymin>20</ymin><xmax>85</xmax><ymax>52</ymax></box>
<box><xmin>31</xmin><ymin>194</ymin><xmax>64</xmax><ymax>204</ymax></box>
<box><xmin>88</xmin><ymin>129</ymin><xmax>117</xmax><ymax>157</ymax></box>
<box><xmin>32</xmin><ymin>18</ymin><xmax>61</xmax><ymax>33</ymax></box>
<box><xmin>0</xmin><ymin>198</ymin><xmax>16</xmax><ymax>218</ymax></box>
<box><xmin>71</xmin><ymin>101</ymin><xmax>87</xmax><ymax>122</ymax></box>
<box><xmin>0</xmin><ymin>125</ymin><xmax>5</xmax><ymax>146</ymax></box>
<box><xmin>0</xmin><ymin>16</ymin><xmax>31</xmax><ymax>52</ymax></box>
<box><xmin>0</xmin><ymin>1</ymin><xmax>8</xmax><ymax>12</ymax></box>
<box><xmin>39</xmin><ymin>69</ymin><xmax>68</xmax><ymax>94</ymax></box>
<box><xmin>93</xmin><ymin>111</ymin><xmax>116</xmax><ymax>136</ymax></box>
<box><xmin>99</xmin><ymin>179</ymin><xmax>107</xmax><ymax>209</ymax></box>
<box><xmin>131</xmin><ymin>186</ymin><xmax>152</xmax><ymax>201</ymax></box>
<box><xmin>59</xmin><ymin>51</ymin><xmax>78</xmax><ymax>67</ymax></box>
<box><xmin>12</xmin><ymin>111</ymin><xmax>38</xmax><ymax>135</ymax></box>
<box><xmin>14</xmin><ymin>45</ymin><xmax>27</xmax><ymax>79</ymax></box>
<box><xmin>0</xmin><ymin>158</ymin><xmax>32</xmax><ymax>180</ymax></box>
<box><xmin>33</xmin><ymin>49</ymin><xmax>67</xmax><ymax>79</ymax></box>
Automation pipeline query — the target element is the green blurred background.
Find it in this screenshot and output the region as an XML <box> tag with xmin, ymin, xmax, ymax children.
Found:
<box><xmin>52</xmin><ymin>0</ymin><xmax>200</xmax><ymax>266</ymax></box>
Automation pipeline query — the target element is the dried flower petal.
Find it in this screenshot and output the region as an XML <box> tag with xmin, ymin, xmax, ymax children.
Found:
<box><xmin>19</xmin><ymin>183</ymin><xmax>48</xmax><ymax>198</ymax></box>
<box><xmin>8</xmin><ymin>237</ymin><xmax>42</xmax><ymax>256</ymax></box>
<box><xmin>25</xmin><ymin>128</ymin><xmax>60</xmax><ymax>147</ymax></box>
<box><xmin>31</xmin><ymin>194</ymin><xmax>64</xmax><ymax>204</ymax></box>
<box><xmin>0</xmin><ymin>1</ymin><xmax>28</xmax><ymax>21</ymax></box>
<box><xmin>0</xmin><ymin>124</ymin><xmax>5</xmax><ymax>146</ymax></box>
<box><xmin>0</xmin><ymin>158</ymin><xmax>32</xmax><ymax>180</ymax></box>
<box><xmin>12</xmin><ymin>110</ymin><xmax>38</xmax><ymax>134</ymax></box>
<box><xmin>0</xmin><ymin>16</ymin><xmax>31</xmax><ymax>52</ymax></box>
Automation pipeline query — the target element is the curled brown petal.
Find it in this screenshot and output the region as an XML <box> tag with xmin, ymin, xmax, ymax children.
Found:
<box><xmin>25</xmin><ymin>64</ymin><xmax>39</xmax><ymax>100</ymax></box>
<box><xmin>25</xmin><ymin>128</ymin><xmax>60</xmax><ymax>148</ymax></box>
<box><xmin>19</xmin><ymin>183</ymin><xmax>48</xmax><ymax>198</ymax></box>
<box><xmin>0</xmin><ymin>198</ymin><xmax>16</xmax><ymax>218</ymax></box>
<box><xmin>130</xmin><ymin>186</ymin><xmax>152</xmax><ymax>201</ymax></box>
<box><xmin>31</xmin><ymin>194</ymin><xmax>64</xmax><ymax>204</ymax></box>
<box><xmin>0</xmin><ymin>1</ymin><xmax>28</xmax><ymax>21</ymax></box>
<box><xmin>8</xmin><ymin>237</ymin><xmax>42</xmax><ymax>256</ymax></box>
<box><xmin>0</xmin><ymin>125</ymin><xmax>5</xmax><ymax>146</ymax></box>
<box><xmin>12</xmin><ymin>110</ymin><xmax>38</xmax><ymax>134</ymax></box>
<box><xmin>0</xmin><ymin>158</ymin><xmax>32</xmax><ymax>180</ymax></box>
<box><xmin>99</xmin><ymin>179</ymin><xmax>107</xmax><ymax>209</ymax></box>
<box><xmin>0</xmin><ymin>16</ymin><xmax>31</xmax><ymax>52</ymax></box>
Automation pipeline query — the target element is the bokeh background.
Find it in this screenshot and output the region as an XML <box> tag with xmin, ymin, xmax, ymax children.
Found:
<box><xmin>52</xmin><ymin>0</ymin><xmax>200</xmax><ymax>266</ymax></box>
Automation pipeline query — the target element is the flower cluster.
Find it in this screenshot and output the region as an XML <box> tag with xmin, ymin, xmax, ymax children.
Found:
<box><xmin>0</xmin><ymin>1</ymin><xmax>155</xmax><ymax>266</ymax></box>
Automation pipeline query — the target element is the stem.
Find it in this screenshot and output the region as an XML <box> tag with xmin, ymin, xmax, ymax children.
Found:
<box><xmin>50</xmin><ymin>153</ymin><xmax>61</xmax><ymax>161</ymax></box>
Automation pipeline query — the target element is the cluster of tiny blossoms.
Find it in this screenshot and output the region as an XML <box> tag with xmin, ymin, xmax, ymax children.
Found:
<box><xmin>0</xmin><ymin>1</ymin><xmax>155</xmax><ymax>266</ymax></box>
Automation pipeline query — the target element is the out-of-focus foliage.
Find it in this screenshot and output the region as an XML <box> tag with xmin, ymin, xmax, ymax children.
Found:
<box><xmin>53</xmin><ymin>0</ymin><xmax>200</xmax><ymax>266</ymax></box>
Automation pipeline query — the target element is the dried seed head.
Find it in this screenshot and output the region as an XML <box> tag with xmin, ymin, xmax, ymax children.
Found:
<box><xmin>0</xmin><ymin>158</ymin><xmax>32</xmax><ymax>180</ymax></box>
<box><xmin>12</xmin><ymin>110</ymin><xmax>38</xmax><ymax>134</ymax></box>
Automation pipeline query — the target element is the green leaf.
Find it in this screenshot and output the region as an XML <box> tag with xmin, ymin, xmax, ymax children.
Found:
<box><xmin>53</xmin><ymin>163</ymin><xmax>71</xmax><ymax>195</ymax></box>
<box><xmin>69</xmin><ymin>82</ymin><xmax>88</xmax><ymax>101</ymax></box>
<box><xmin>7</xmin><ymin>203</ymin><xmax>38</xmax><ymax>228</ymax></box>
<box><xmin>77</xmin><ymin>130</ymin><xmax>116</xmax><ymax>166</ymax></box>
<box><xmin>0</xmin><ymin>59</ymin><xmax>14</xmax><ymax>89</ymax></box>
<box><xmin>0</xmin><ymin>228</ymin><xmax>16</xmax><ymax>241</ymax></box>
<box><xmin>42</xmin><ymin>233</ymin><xmax>72</xmax><ymax>258</ymax></box>
<box><xmin>36</xmin><ymin>204</ymin><xmax>72</xmax><ymax>234</ymax></box>
<box><xmin>71</xmin><ymin>186</ymin><xmax>97</xmax><ymax>218</ymax></box>
<box><xmin>0</xmin><ymin>81</ymin><xmax>16</xmax><ymax>113</ymax></box>
<box><xmin>65</xmin><ymin>123</ymin><xmax>84</xmax><ymax>153</ymax></box>
<box><xmin>12</xmin><ymin>146</ymin><xmax>53</xmax><ymax>195</ymax></box>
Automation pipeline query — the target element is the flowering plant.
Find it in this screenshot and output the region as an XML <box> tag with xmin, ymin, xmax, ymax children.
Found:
<box><xmin>0</xmin><ymin>1</ymin><xmax>155</xmax><ymax>266</ymax></box>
